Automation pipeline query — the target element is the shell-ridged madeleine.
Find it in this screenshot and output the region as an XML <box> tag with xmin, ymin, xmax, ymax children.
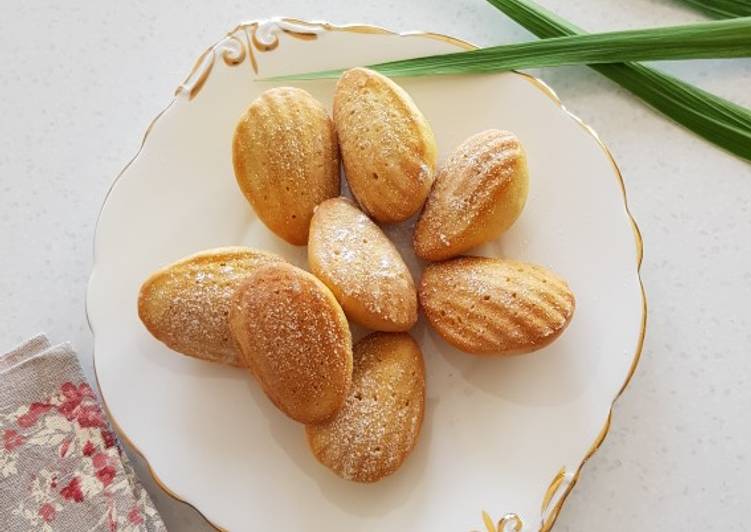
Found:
<box><xmin>308</xmin><ymin>197</ymin><xmax>417</xmax><ymax>331</ymax></box>
<box><xmin>233</xmin><ymin>87</ymin><xmax>339</xmax><ymax>245</ymax></box>
<box><xmin>137</xmin><ymin>247</ymin><xmax>284</xmax><ymax>366</ymax></box>
<box><xmin>306</xmin><ymin>332</ymin><xmax>425</xmax><ymax>483</ymax></box>
<box><xmin>414</xmin><ymin>130</ymin><xmax>529</xmax><ymax>261</ymax></box>
<box><xmin>419</xmin><ymin>257</ymin><xmax>575</xmax><ymax>355</ymax></box>
<box><xmin>334</xmin><ymin>68</ymin><xmax>437</xmax><ymax>223</ymax></box>
<box><xmin>229</xmin><ymin>263</ymin><xmax>352</xmax><ymax>424</ymax></box>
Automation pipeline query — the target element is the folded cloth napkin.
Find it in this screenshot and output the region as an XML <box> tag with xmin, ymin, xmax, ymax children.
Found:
<box><xmin>0</xmin><ymin>335</ymin><xmax>165</xmax><ymax>531</ymax></box>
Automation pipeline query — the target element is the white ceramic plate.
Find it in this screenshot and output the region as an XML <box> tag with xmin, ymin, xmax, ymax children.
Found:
<box><xmin>87</xmin><ymin>18</ymin><xmax>645</xmax><ymax>532</ymax></box>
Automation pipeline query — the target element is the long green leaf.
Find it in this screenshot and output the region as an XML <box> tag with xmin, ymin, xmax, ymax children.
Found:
<box><xmin>679</xmin><ymin>0</ymin><xmax>751</xmax><ymax>19</ymax></box>
<box><xmin>486</xmin><ymin>0</ymin><xmax>751</xmax><ymax>161</ymax></box>
<box><xmin>273</xmin><ymin>17</ymin><xmax>751</xmax><ymax>79</ymax></box>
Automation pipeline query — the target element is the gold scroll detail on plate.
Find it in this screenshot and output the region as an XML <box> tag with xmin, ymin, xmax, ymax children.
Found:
<box><xmin>473</xmin><ymin>511</ymin><xmax>523</xmax><ymax>532</ymax></box>
<box><xmin>175</xmin><ymin>21</ymin><xmax>320</xmax><ymax>100</ymax></box>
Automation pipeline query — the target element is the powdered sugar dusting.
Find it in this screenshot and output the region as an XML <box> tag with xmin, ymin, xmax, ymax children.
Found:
<box><xmin>419</xmin><ymin>257</ymin><xmax>575</xmax><ymax>354</ymax></box>
<box><xmin>334</xmin><ymin>68</ymin><xmax>435</xmax><ymax>221</ymax></box>
<box><xmin>309</xmin><ymin>198</ymin><xmax>417</xmax><ymax>327</ymax></box>
<box><xmin>235</xmin><ymin>86</ymin><xmax>339</xmax><ymax>243</ymax></box>
<box><xmin>415</xmin><ymin>130</ymin><xmax>525</xmax><ymax>258</ymax></box>
<box><xmin>230</xmin><ymin>263</ymin><xmax>352</xmax><ymax>423</ymax></box>
<box><xmin>307</xmin><ymin>333</ymin><xmax>424</xmax><ymax>482</ymax></box>
<box><xmin>140</xmin><ymin>248</ymin><xmax>282</xmax><ymax>365</ymax></box>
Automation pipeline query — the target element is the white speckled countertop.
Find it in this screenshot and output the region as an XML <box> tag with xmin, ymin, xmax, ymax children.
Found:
<box><xmin>1</xmin><ymin>1</ymin><xmax>750</xmax><ymax>530</ymax></box>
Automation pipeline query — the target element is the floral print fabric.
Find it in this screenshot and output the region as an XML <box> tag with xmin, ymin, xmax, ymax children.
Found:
<box><xmin>0</xmin><ymin>335</ymin><xmax>165</xmax><ymax>531</ymax></box>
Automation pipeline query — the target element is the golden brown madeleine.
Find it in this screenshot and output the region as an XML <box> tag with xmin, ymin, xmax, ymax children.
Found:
<box><xmin>308</xmin><ymin>197</ymin><xmax>417</xmax><ymax>331</ymax></box>
<box><xmin>306</xmin><ymin>332</ymin><xmax>425</xmax><ymax>482</ymax></box>
<box><xmin>419</xmin><ymin>257</ymin><xmax>575</xmax><ymax>355</ymax></box>
<box><xmin>232</xmin><ymin>87</ymin><xmax>340</xmax><ymax>245</ymax></box>
<box><xmin>334</xmin><ymin>68</ymin><xmax>437</xmax><ymax>223</ymax></box>
<box><xmin>137</xmin><ymin>247</ymin><xmax>284</xmax><ymax>366</ymax></box>
<box><xmin>229</xmin><ymin>263</ymin><xmax>352</xmax><ymax>424</ymax></box>
<box><xmin>414</xmin><ymin>130</ymin><xmax>529</xmax><ymax>261</ymax></box>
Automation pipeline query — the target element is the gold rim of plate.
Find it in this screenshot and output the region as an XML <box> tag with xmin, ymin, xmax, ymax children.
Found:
<box><xmin>86</xmin><ymin>17</ymin><xmax>647</xmax><ymax>532</ymax></box>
